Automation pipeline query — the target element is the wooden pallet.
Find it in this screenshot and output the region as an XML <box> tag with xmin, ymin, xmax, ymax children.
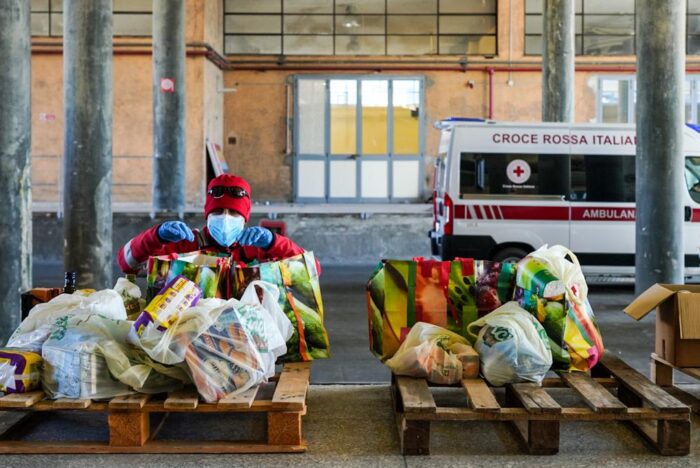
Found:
<box><xmin>650</xmin><ymin>352</ymin><xmax>700</xmax><ymax>413</ymax></box>
<box><xmin>392</xmin><ymin>355</ymin><xmax>690</xmax><ymax>456</ymax></box>
<box><xmin>0</xmin><ymin>362</ymin><xmax>310</xmax><ymax>454</ymax></box>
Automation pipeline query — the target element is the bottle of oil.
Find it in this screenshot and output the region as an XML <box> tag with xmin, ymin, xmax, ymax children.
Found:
<box><xmin>63</xmin><ymin>271</ymin><xmax>77</xmax><ymax>294</ymax></box>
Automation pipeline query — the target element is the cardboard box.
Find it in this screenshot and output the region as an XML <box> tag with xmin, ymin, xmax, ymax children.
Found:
<box><xmin>624</xmin><ymin>284</ymin><xmax>700</xmax><ymax>367</ymax></box>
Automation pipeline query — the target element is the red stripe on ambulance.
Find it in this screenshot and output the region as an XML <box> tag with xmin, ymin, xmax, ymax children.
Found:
<box><xmin>454</xmin><ymin>205</ymin><xmax>700</xmax><ymax>222</ymax></box>
<box><xmin>498</xmin><ymin>206</ymin><xmax>569</xmax><ymax>220</ymax></box>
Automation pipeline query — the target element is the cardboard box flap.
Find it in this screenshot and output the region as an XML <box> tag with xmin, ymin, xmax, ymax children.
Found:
<box><xmin>624</xmin><ymin>284</ymin><xmax>679</xmax><ymax>320</ymax></box>
<box><xmin>678</xmin><ymin>291</ymin><xmax>700</xmax><ymax>339</ymax></box>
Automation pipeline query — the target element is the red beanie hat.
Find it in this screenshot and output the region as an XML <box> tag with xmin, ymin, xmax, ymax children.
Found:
<box><xmin>204</xmin><ymin>174</ymin><xmax>252</xmax><ymax>221</ymax></box>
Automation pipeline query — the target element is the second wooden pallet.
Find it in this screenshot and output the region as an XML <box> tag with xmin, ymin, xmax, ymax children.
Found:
<box><xmin>393</xmin><ymin>355</ymin><xmax>690</xmax><ymax>456</ymax></box>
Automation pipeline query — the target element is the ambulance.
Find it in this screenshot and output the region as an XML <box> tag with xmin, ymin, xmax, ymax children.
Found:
<box><xmin>430</xmin><ymin>118</ymin><xmax>700</xmax><ymax>278</ymax></box>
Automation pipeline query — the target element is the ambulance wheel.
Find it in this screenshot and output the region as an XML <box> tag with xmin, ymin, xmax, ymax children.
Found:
<box><xmin>492</xmin><ymin>246</ymin><xmax>528</xmax><ymax>263</ymax></box>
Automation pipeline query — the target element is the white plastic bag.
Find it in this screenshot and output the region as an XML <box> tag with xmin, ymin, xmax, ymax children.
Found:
<box><xmin>238</xmin><ymin>280</ymin><xmax>293</xmax><ymax>377</ymax></box>
<box><xmin>42</xmin><ymin>314</ymin><xmax>190</xmax><ymax>399</ymax></box>
<box><xmin>467</xmin><ymin>302</ymin><xmax>552</xmax><ymax>386</ymax></box>
<box><xmin>132</xmin><ymin>281</ymin><xmax>292</xmax><ymax>379</ymax></box>
<box><xmin>7</xmin><ymin>290</ymin><xmax>127</xmax><ymax>352</ymax></box>
<box><xmin>526</xmin><ymin>244</ymin><xmax>588</xmax><ymax>304</ymax></box>
<box><xmin>130</xmin><ymin>298</ymin><xmax>228</xmax><ymax>365</ymax></box>
<box><xmin>385</xmin><ymin>322</ymin><xmax>479</xmax><ymax>385</ymax></box>
<box><xmin>185</xmin><ymin>304</ymin><xmax>268</xmax><ymax>402</ymax></box>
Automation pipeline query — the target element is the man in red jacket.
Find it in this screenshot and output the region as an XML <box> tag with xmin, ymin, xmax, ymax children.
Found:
<box><xmin>117</xmin><ymin>174</ymin><xmax>315</xmax><ymax>274</ymax></box>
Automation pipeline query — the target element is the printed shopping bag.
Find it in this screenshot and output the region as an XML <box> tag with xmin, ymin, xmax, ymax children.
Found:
<box><xmin>146</xmin><ymin>251</ymin><xmax>230</xmax><ymax>302</ymax></box>
<box><xmin>229</xmin><ymin>251</ymin><xmax>330</xmax><ymax>362</ymax></box>
<box><xmin>514</xmin><ymin>245</ymin><xmax>605</xmax><ymax>372</ymax></box>
<box><xmin>367</xmin><ymin>257</ymin><xmax>516</xmax><ymax>361</ymax></box>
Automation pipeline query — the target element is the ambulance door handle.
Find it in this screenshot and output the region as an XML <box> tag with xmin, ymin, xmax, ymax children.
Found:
<box><xmin>685</xmin><ymin>206</ymin><xmax>692</xmax><ymax>222</ymax></box>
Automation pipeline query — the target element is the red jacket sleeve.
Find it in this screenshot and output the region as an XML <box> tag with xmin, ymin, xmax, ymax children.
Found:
<box><xmin>240</xmin><ymin>233</ymin><xmax>322</xmax><ymax>275</ymax></box>
<box><xmin>116</xmin><ymin>224</ymin><xmax>200</xmax><ymax>274</ymax></box>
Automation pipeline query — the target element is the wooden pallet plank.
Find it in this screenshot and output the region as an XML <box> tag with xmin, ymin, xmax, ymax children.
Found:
<box><xmin>396</xmin><ymin>377</ymin><xmax>436</xmax><ymax>414</ymax></box>
<box><xmin>559</xmin><ymin>372</ymin><xmax>626</xmax><ymax>413</ymax></box>
<box><xmin>407</xmin><ymin>407</ymin><xmax>689</xmax><ymax>422</ymax></box>
<box><xmin>542</xmin><ymin>377</ymin><xmax>617</xmax><ymax>388</ymax></box>
<box><xmin>267</xmin><ymin>412</ymin><xmax>302</xmax><ymax>446</ymax></box>
<box><xmin>271</xmin><ymin>362</ymin><xmax>310</xmax><ymax>411</ymax></box>
<box><xmin>0</xmin><ymin>440</ymin><xmax>307</xmax><ymax>454</ymax></box>
<box><xmin>509</xmin><ymin>383</ymin><xmax>561</xmax><ymax>414</ymax></box>
<box><xmin>650</xmin><ymin>353</ymin><xmax>674</xmax><ymax>386</ymax></box>
<box><xmin>218</xmin><ymin>385</ymin><xmax>260</xmax><ymax>409</ymax></box>
<box><xmin>661</xmin><ymin>386</ymin><xmax>700</xmax><ymax>413</ymax></box>
<box><xmin>601</xmin><ymin>355</ymin><xmax>688</xmax><ymax>413</ymax></box>
<box><xmin>109</xmin><ymin>394</ymin><xmax>151</xmax><ymax>410</ymax></box>
<box><xmin>0</xmin><ymin>392</ymin><xmax>45</xmax><ymax>408</ymax></box>
<box><xmin>163</xmin><ymin>391</ymin><xmax>199</xmax><ymax>410</ymax></box>
<box><xmin>108</xmin><ymin>412</ymin><xmax>150</xmax><ymax>447</ymax></box>
<box><xmin>461</xmin><ymin>379</ymin><xmax>500</xmax><ymax>412</ymax></box>
<box><xmin>51</xmin><ymin>399</ymin><xmax>92</xmax><ymax>409</ymax></box>
<box><xmin>652</xmin><ymin>353</ymin><xmax>700</xmax><ymax>382</ymax></box>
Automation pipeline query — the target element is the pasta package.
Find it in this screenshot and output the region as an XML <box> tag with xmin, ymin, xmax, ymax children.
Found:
<box><xmin>185</xmin><ymin>305</ymin><xmax>266</xmax><ymax>403</ymax></box>
<box><xmin>134</xmin><ymin>276</ymin><xmax>201</xmax><ymax>336</ymax></box>
<box><xmin>0</xmin><ymin>348</ymin><xmax>42</xmax><ymax>394</ymax></box>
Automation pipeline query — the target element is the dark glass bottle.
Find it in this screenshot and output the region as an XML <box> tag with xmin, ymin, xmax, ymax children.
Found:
<box><xmin>63</xmin><ymin>271</ymin><xmax>77</xmax><ymax>294</ymax></box>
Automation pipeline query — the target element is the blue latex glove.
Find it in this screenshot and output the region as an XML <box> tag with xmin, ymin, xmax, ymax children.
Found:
<box><xmin>157</xmin><ymin>221</ymin><xmax>195</xmax><ymax>243</ymax></box>
<box><xmin>237</xmin><ymin>227</ymin><xmax>274</xmax><ymax>249</ymax></box>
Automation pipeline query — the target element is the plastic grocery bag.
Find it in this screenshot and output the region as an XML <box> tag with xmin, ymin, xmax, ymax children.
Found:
<box><xmin>146</xmin><ymin>251</ymin><xmax>230</xmax><ymax>302</ymax></box>
<box><xmin>367</xmin><ymin>258</ymin><xmax>516</xmax><ymax>361</ymax></box>
<box><xmin>42</xmin><ymin>314</ymin><xmax>190</xmax><ymax>399</ymax></box>
<box><xmin>385</xmin><ymin>322</ymin><xmax>479</xmax><ymax>384</ymax></box>
<box><xmin>229</xmin><ymin>252</ymin><xmax>330</xmax><ymax>362</ymax></box>
<box><xmin>185</xmin><ymin>304</ymin><xmax>267</xmax><ymax>402</ymax></box>
<box><xmin>132</xmin><ymin>280</ymin><xmax>291</xmax><ymax>377</ymax></box>
<box><xmin>467</xmin><ymin>302</ymin><xmax>552</xmax><ymax>386</ymax></box>
<box><xmin>7</xmin><ymin>289</ymin><xmax>127</xmax><ymax>352</ymax></box>
<box><xmin>514</xmin><ymin>245</ymin><xmax>604</xmax><ymax>372</ymax></box>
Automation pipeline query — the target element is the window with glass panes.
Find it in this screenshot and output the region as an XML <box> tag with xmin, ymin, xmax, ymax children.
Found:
<box><xmin>223</xmin><ymin>0</ymin><xmax>497</xmax><ymax>55</ymax></box>
<box><xmin>31</xmin><ymin>0</ymin><xmax>152</xmax><ymax>37</ymax></box>
<box><xmin>525</xmin><ymin>0</ymin><xmax>635</xmax><ymax>56</ymax></box>
<box><xmin>294</xmin><ymin>76</ymin><xmax>424</xmax><ymax>202</ymax></box>
<box><xmin>595</xmin><ymin>76</ymin><xmax>700</xmax><ymax>124</ymax></box>
<box><xmin>527</xmin><ymin>0</ymin><xmax>700</xmax><ymax>56</ymax></box>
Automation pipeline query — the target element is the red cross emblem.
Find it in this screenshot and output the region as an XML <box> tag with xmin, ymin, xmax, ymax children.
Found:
<box><xmin>513</xmin><ymin>165</ymin><xmax>525</xmax><ymax>177</ymax></box>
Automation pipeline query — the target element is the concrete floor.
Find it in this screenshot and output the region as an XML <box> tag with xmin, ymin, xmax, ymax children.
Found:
<box><xmin>5</xmin><ymin>262</ymin><xmax>696</xmax><ymax>466</ymax></box>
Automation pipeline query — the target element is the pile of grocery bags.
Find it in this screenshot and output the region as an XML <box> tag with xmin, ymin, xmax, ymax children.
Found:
<box><xmin>369</xmin><ymin>245</ymin><xmax>605</xmax><ymax>386</ymax></box>
<box><xmin>0</xmin><ymin>252</ymin><xmax>329</xmax><ymax>403</ymax></box>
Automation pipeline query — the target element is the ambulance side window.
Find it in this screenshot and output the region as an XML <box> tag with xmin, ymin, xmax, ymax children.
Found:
<box><xmin>685</xmin><ymin>156</ymin><xmax>700</xmax><ymax>204</ymax></box>
<box><xmin>570</xmin><ymin>154</ymin><xmax>635</xmax><ymax>202</ymax></box>
<box><xmin>459</xmin><ymin>153</ymin><xmax>568</xmax><ymax>197</ymax></box>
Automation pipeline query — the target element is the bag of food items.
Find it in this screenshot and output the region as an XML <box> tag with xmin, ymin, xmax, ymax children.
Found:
<box><xmin>185</xmin><ymin>304</ymin><xmax>267</xmax><ymax>403</ymax></box>
<box><xmin>367</xmin><ymin>258</ymin><xmax>516</xmax><ymax>361</ymax></box>
<box><xmin>228</xmin><ymin>252</ymin><xmax>330</xmax><ymax>362</ymax></box>
<box><xmin>468</xmin><ymin>302</ymin><xmax>553</xmax><ymax>386</ymax></box>
<box><xmin>42</xmin><ymin>314</ymin><xmax>189</xmax><ymax>399</ymax></box>
<box><xmin>513</xmin><ymin>245</ymin><xmax>604</xmax><ymax>371</ymax></box>
<box><xmin>146</xmin><ymin>251</ymin><xmax>230</xmax><ymax>302</ymax></box>
<box><xmin>7</xmin><ymin>289</ymin><xmax>127</xmax><ymax>352</ymax></box>
<box><xmin>385</xmin><ymin>322</ymin><xmax>479</xmax><ymax>384</ymax></box>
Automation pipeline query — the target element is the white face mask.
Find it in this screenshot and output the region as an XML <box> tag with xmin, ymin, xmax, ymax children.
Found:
<box><xmin>207</xmin><ymin>213</ymin><xmax>245</xmax><ymax>247</ymax></box>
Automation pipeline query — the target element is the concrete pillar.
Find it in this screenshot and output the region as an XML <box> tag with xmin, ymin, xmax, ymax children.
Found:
<box><xmin>635</xmin><ymin>0</ymin><xmax>686</xmax><ymax>293</ymax></box>
<box><xmin>63</xmin><ymin>0</ymin><xmax>113</xmax><ymax>289</ymax></box>
<box><xmin>0</xmin><ymin>1</ymin><xmax>31</xmax><ymax>343</ymax></box>
<box><xmin>152</xmin><ymin>0</ymin><xmax>186</xmax><ymax>215</ymax></box>
<box><xmin>542</xmin><ymin>0</ymin><xmax>575</xmax><ymax>122</ymax></box>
